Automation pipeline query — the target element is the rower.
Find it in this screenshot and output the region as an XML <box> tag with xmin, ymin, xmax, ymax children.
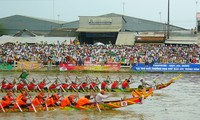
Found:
<box><xmin>38</xmin><ymin>79</ymin><xmax>46</xmax><ymax>90</ymax></box>
<box><xmin>27</xmin><ymin>78</ymin><xmax>37</xmax><ymax>90</ymax></box>
<box><xmin>49</xmin><ymin>79</ymin><xmax>59</xmax><ymax>90</ymax></box>
<box><xmin>14</xmin><ymin>91</ymin><xmax>28</xmax><ymax>109</ymax></box>
<box><xmin>1</xmin><ymin>91</ymin><xmax>14</xmax><ymax>108</ymax></box>
<box><xmin>16</xmin><ymin>81</ymin><xmax>26</xmax><ymax>90</ymax></box>
<box><xmin>61</xmin><ymin>78</ymin><xmax>69</xmax><ymax>89</ymax></box>
<box><xmin>140</xmin><ymin>79</ymin><xmax>152</xmax><ymax>89</ymax></box>
<box><xmin>121</xmin><ymin>79</ymin><xmax>132</xmax><ymax>89</ymax></box>
<box><xmin>5</xmin><ymin>79</ymin><xmax>16</xmax><ymax>90</ymax></box>
<box><xmin>1</xmin><ymin>78</ymin><xmax>7</xmax><ymax>90</ymax></box>
<box><xmin>46</xmin><ymin>94</ymin><xmax>60</xmax><ymax>107</ymax></box>
<box><xmin>60</xmin><ymin>94</ymin><xmax>78</xmax><ymax>108</ymax></box>
<box><xmin>101</xmin><ymin>80</ymin><xmax>110</xmax><ymax>90</ymax></box>
<box><xmin>31</xmin><ymin>91</ymin><xmax>46</xmax><ymax>107</ymax></box>
<box><xmin>89</xmin><ymin>77</ymin><xmax>100</xmax><ymax>90</ymax></box>
<box><xmin>95</xmin><ymin>90</ymin><xmax>111</xmax><ymax>103</ymax></box>
<box><xmin>111</xmin><ymin>78</ymin><xmax>122</xmax><ymax>89</ymax></box>
<box><xmin>75</xmin><ymin>95</ymin><xmax>92</xmax><ymax>108</ymax></box>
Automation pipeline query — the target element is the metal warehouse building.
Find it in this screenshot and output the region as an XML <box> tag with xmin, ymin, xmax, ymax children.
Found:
<box><xmin>0</xmin><ymin>13</ymin><xmax>188</xmax><ymax>45</ymax></box>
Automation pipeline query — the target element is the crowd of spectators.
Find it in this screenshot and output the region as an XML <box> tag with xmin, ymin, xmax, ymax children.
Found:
<box><xmin>0</xmin><ymin>41</ymin><xmax>200</xmax><ymax>67</ymax></box>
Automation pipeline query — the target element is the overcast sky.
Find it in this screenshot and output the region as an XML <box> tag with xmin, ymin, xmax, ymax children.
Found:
<box><xmin>0</xmin><ymin>0</ymin><xmax>199</xmax><ymax>29</ymax></box>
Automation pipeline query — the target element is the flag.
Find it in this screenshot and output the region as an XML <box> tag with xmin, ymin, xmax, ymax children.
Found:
<box><xmin>70</xmin><ymin>39</ymin><xmax>73</xmax><ymax>45</ymax></box>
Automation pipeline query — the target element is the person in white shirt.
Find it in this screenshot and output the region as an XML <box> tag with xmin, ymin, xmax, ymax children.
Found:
<box><xmin>95</xmin><ymin>90</ymin><xmax>110</xmax><ymax>103</ymax></box>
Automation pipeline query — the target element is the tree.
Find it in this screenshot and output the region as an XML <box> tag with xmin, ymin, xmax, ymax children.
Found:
<box><xmin>0</xmin><ymin>24</ymin><xmax>7</xmax><ymax>36</ymax></box>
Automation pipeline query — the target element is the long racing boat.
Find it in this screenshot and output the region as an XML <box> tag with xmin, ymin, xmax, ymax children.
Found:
<box><xmin>0</xmin><ymin>74</ymin><xmax>182</xmax><ymax>93</ymax></box>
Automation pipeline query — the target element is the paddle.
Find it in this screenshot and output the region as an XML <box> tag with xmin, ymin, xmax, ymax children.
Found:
<box><xmin>56</xmin><ymin>77</ymin><xmax>66</xmax><ymax>92</ymax></box>
<box><xmin>24</xmin><ymin>89</ymin><xmax>37</xmax><ymax>112</ymax></box>
<box><xmin>91</xmin><ymin>92</ymin><xmax>101</xmax><ymax>112</ymax></box>
<box><xmin>12</xmin><ymin>92</ymin><xmax>23</xmax><ymax>112</ymax></box>
<box><xmin>0</xmin><ymin>103</ymin><xmax>5</xmax><ymax>112</ymax></box>
<box><xmin>66</xmin><ymin>75</ymin><xmax>80</xmax><ymax>93</ymax></box>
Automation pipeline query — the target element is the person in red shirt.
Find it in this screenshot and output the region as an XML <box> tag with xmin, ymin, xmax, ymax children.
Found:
<box><xmin>1</xmin><ymin>78</ymin><xmax>7</xmax><ymax>89</ymax></box>
<box><xmin>38</xmin><ymin>79</ymin><xmax>46</xmax><ymax>90</ymax></box>
<box><xmin>69</xmin><ymin>82</ymin><xmax>78</xmax><ymax>90</ymax></box>
<box><xmin>89</xmin><ymin>77</ymin><xmax>99</xmax><ymax>90</ymax></box>
<box><xmin>17</xmin><ymin>81</ymin><xmax>26</xmax><ymax>90</ymax></box>
<box><xmin>111</xmin><ymin>80</ymin><xmax>122</xmax><ymax>89</ymax></box>
<box><xmin>61</xmin><ymin>78</ymin><xmax>69</xmax><ymax>89</ymax></box>
<box><xmin>79</xmin><ymin>82</ymin><xmax>88</xmax><ymax>90</ymax></box>
<box><xmin>28</xmin><ymin>79</ymin><xmax>37</xmax><ymax>90</ymax></box>
<box><xmin>49</xmin><ymin>79</ymin><xmax>59</xmax><ymax>90</ymax></box>
<box><xmin>121</xmin><ymin>79</ymin><xmax>132</xmax><ymax>89</ymax></box>
<box><xmin>121</xmin><ymin>75</ymin><xmax>134</xmax><ymax>89</ymax></box>
<box><xmin>101</xmin><ymin>80</ymin><xmax>110</xmax><ymax>90</ymax></box>
<box><xmin>5</xmin><ymin>79</ymin><xmax>16</xmax><ymax>90</ymax></box>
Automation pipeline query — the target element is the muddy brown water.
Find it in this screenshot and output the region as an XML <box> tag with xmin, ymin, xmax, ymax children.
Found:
<box><xmin>0</xmin><ymin>72</ymin><xmax>199</xmax><ymax>120</ymax></box>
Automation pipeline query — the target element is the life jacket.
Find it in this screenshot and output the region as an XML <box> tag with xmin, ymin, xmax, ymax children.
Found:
<box><xmin>1</xmin><ymin>83</ymin><xmax>7</xmax><ymax>89</ymax></box>
<box><xmin>17</xmin><ymin>83</ymin><xmax>26</xmax><ymax>90</ymax></box>
<box><xmin>89</xmin><ymin>82</ymin><xmax>97</xmax><ymax>89</ymax></box>
<box><xmin>31</xmin><ymin>97</ymin><xmax>41</xmax><ymax>107</ymax></box>
<box><xmin>14</xmin><ymin>94</ymin><xmax>28</xmax><ymax>108</ymax></box>
<box><xmin>28</xmin><ymin>83</ymin><xmax>36</xmax><ymax>90</ymax></box>
<box><xmin>69</xmin><ymin>83</ymin><xmax>77</xmax><ymax>89</ymax></box>
<box><xmin>101</xmin><ymin>81</ymin><xmax>107</xmax><ymax>89</ymax></box>
<box><xmin>60</xmin><ymin>96</ymin><xmax>71</xmax><ymax>108</ymax></box>
<box><xmin>75</xmin><ymin>97</ymin><xmax>90</xmax><ymax>107</ymax></box>
<box><xmin>38</xmin><ymin>82</ymin><xmax>46</xmax><ymax>89</ymax></box>
<box><xmin>61</xmin><ymin>83</ymin><xmax>69</xmax><ymax>89</ymax></box>
<box><xmin>80</xmin><ymin>83</ymin><xmax>88</xmax><ymax>89</ymax></box>
<box><xmin>122</xmin><ymin>80</ymin><xmax>129</xmax><ymax>89</ymax></box>
<box><xmin>46</xmin><ymin>97</ymin><xmax>55</xmax><ymax>107</ymax></box>
<box><xmin>5</xmin><ymin>83</ymin><xmax>15</xmax><ymax>90</ymax></box>
<box><xmin>68</xmin><ymin>95</ymin><xmax>77</xmax><ymax>105</ymax></box>
<box><xmin>49</xmin><ymin>83</ymin><xmax>59</xmax><ymax>90</ymax></box>
<box><xmin>111</xmin><ymin>81</ymin><xmax>118</xmax><ymax>89</ymax></box>
<box><xmin>1</xmin><ymin>95</ymin><xmax>13</xmax><ymax>107</ymax></box>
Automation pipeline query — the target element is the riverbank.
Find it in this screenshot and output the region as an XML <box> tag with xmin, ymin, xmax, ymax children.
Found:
<box><xmin>1</xmin><ymin>66</ymin><xmax>199</xmax><ymax>74</ymax></box>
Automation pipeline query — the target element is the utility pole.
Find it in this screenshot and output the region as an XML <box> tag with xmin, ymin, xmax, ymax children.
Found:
<box><xmin>167</xmin><ymin>0</ymin><xmax>170</xmax><ymax>39</ymax></box>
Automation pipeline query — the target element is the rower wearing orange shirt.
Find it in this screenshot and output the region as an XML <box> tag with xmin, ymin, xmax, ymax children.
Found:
<box><xmin>60</xmin><ymin>94</ymin><xmax>78</xmax><ymax>108</ymax></box>
<box><xmin>75</xmin><ymin>95</ymin><xmax>92</xmax><ymax>108</ymax></box>
<box><xmin>0</xmin><ymin>91</ymin><xmax>14</xmax><ymax>108</ymax></box>
<box><xmin>14</xmin><ymin>91</ymin><xmax>28</xmax><ymax>109</ymax></box>
<box><xmin>31</xmin><ymin>91</ymin><xmax>46</xmax><ymax>107</ymax></box>
<box><xmin>46</xmin><ymin>94</ymin><xmax>60</xmax><ymax>107</ymax></box>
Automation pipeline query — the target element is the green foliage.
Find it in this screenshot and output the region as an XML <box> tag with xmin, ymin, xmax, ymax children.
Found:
<box><xmin>0</xmin><ymin>23</ymin><xmax>7</xmax><ymax>36</ymax></box>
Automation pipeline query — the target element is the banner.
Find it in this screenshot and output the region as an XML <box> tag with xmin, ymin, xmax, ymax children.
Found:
<box><xmin>132</xmin><ymin>63</ymin><xmax>200</xmax><ymax>72</ymax></box>
<box><xmin>0</xmin><ymin>63</ymin><xmax>13</xmax><ymax>70</ymax></box>
<box><xmin>59</xmin><ymin>62</ymin><xmax>120</xmax><ymax>71</ymax></box>
<box><xmin>16</xmin><ymin>61</ymin><xmax>44</xmax><ymax>70</ymax></box>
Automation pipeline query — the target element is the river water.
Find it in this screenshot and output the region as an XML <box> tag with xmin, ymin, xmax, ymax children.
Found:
<box><xmin>0</xmin><ymin>72</ymin><xmax>199</xmax><ymax>120</ymax></box>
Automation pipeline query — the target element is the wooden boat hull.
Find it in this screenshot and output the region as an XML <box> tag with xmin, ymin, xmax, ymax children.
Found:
<box><xmin>0</xmin><ymin>88</ymin><xmax>153</xmax><ymax>113</ymax></box>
